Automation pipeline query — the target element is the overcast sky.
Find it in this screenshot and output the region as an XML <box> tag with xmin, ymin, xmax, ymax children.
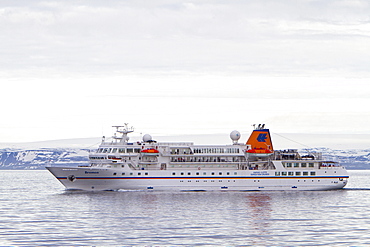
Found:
<box><xmin>1</xmin><ymin>0</ymin><xmax>370</xmax><ymax>145</ymax></box>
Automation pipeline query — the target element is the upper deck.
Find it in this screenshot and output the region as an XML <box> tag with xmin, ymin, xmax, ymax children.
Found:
<box><xmin>87</xmin><ymin>124</ymin><xmax>343</xmax><ymax>172</ymax></box>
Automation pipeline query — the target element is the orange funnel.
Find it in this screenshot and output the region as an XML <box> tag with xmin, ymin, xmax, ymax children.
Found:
<box><xmin>246</xmin><ymin>128</ymin><xmax>273</xmax><ymax>152</ymax></box>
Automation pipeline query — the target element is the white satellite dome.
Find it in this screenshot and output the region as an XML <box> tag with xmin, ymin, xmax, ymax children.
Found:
<box><xmin>230</xmin><ymin>130</ymin><xmax>241</xmax><ymax>143</ymax></box>
<box><xmin>143</xmin><ymin>134</ymin><xmax>152</xmax><ymax>142</ymax></box>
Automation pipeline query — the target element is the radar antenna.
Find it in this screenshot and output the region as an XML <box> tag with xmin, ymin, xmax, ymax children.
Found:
<box><xmin>111</xmin><ymin>124</ymin><xmax>134</xmax><ymax>144</ymax></box>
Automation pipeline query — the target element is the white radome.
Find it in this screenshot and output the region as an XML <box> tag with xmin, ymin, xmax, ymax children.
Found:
<box><xmin>143</xmin><ymin>134</ymin><xmax>152</xmax><ymax>142</ymax></box>
<box><xmin>230</xmin><ymin>130</ymin><xmax>241</xmax><ymax>142</ymax></box>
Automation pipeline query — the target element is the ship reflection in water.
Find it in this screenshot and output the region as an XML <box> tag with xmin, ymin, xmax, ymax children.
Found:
<box><xmin>246</xmin><ymin>193</ymin><xmax>272</xmax><ymax>241</ymax></box>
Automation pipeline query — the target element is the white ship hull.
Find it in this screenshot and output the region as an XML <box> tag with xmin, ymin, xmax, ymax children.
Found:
<box><xmin>46</xmin><ymin>124</ymin><xmax>349</xmax><ymax>191</ymax></box>
<box><xmin>46</xmin><ymin>166</ymin><xmax>348</xmax><ymax>191</ymax></box>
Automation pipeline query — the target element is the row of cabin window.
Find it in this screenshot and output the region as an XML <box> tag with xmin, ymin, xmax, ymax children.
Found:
<box><xmin>119</xmin><ymin>171</ymin><xmax>239</xmax><ymax>176</ymax></box>
<box><xmin>97</xmin><ymin>148</ymin><xmax>141</xmax><ymax>153</ymax></box>
<box><xmin>171</xmin><ymin>157</ymin><xmax>245</xmax><ymax>162</ymax></box>
<box><xmin>192</xmin><ymin>148</ymin><xmax>240</xmax><ymax>154</ymax></box>
<box><xmin>169</xmin><ymin>164</ymin><xmax>238</xmax><ymax>168</ymax></box>
<box><xmin>120</xmin><ymin>172</ymin><xmax>149</xmax><ymax>176</ymax></box>
<box><xmin>284</xmin><ymin>163</ymin><xmax>315</xmax><ymax>168</ymax></box>
<box><xmin>170</xmin><ymin>148</ymin><xmax>240</xmax><ymax>155</ymax></box>
<box><xmin>175</xmin><ymin>171</ymin><xmax>238</xmax><ymax>176</ymax></box>
<box><xmin>276</xmin><ymin>171</ymin><xmax>316</xmax><ymax>176</ymax></box>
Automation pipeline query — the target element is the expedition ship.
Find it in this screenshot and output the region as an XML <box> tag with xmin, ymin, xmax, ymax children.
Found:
<box><xmin>46</xmin><ymin>124</ymin><xmax>349</xmax><ymax>191</ymax></box>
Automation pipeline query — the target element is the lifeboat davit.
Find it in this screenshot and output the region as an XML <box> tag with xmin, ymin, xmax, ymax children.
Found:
<box><xmin>141</xmin><ymin>148</ymin><xmax>160</xmax><ymax>155</ymax></box>
<box><xmin>246</xmin><ymin>148</ymin><xmax>273</xmax><ymax>157</ymax></box>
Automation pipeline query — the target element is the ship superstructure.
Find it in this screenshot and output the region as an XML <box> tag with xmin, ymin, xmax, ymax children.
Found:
<box><xmin>46</xmin><ymin>124</ymin><xmax>349</xmax><ymax>191</ymax></box>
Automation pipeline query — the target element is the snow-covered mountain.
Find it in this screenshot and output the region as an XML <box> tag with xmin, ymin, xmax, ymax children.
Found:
<box><xmin>0</xmin><ymin>148</ymin><xmax>90</xmax><ymax>170</ymax></box>
<box><xmin>321</xmin><ymin>148</ymin><xmax>370</xmax><ymax>170</ymax></box>
<box><xmin>0</xmin><ymin>147</ymin><xmax>369</xmax><ymax>170</ymax></box>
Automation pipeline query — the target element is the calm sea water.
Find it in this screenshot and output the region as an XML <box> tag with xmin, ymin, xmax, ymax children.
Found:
<box><xmin>0</xmin><ymin>170</ymin><xmax>369</xmax><ymax>246</ymax></box>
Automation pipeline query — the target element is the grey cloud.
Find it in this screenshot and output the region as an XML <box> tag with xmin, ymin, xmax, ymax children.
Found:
<box><xmin>1</xmin><ymin>0</ymin><xmax>370</xmax><ymax>77</ymax></box>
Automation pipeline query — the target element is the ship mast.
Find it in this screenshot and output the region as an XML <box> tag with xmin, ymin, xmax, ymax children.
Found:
<box><xmin>112</xmin><ymin>123</ymin><xmax>134</xmax><ymax>144</ymax></box>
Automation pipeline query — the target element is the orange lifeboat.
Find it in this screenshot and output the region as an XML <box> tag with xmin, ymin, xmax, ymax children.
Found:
<box><xmin>108</xmin><ymin>156</ymin><xmax>121</xmax><ymax>160</ymax></box>
<box><xmin>141</xmin><ymin>148</ymin><xmax>160</xmax><ymax>155</ymax></box>
<box><xmin>246</xmin><ymin>148</ymin><xmax>273</xmax><ymax>157</ymax></box>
